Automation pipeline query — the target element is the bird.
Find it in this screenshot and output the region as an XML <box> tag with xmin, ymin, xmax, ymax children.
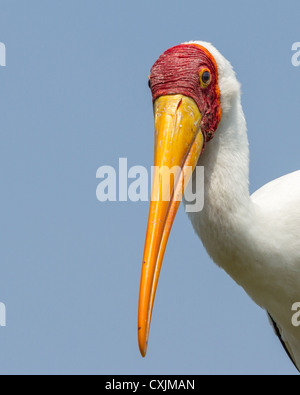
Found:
<box><xmin>137</xmin><ymin>40</ymin><xmax>300</xmax><ymax>372</ymax></box>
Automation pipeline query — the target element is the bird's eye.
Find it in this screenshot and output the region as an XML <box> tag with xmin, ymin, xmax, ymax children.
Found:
<box><xmin>148</xmin><ymin>76</ymin><xmax>151</xmax><ymax>89</ymax></box>
<box><xmin>199</xmin><ymin>69</ymin><xmax>212</xmax><ymax>87</ymax></box>
<box><xmin>202</xmin><ymin>71</ymin><xmax>211</xmax><ymax>84</ymax></box>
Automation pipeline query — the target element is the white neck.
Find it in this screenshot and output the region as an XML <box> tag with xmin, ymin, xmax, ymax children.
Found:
<box><xmin>185</xmin><ymin>93</ymin><xmax>256</xmax><ymax>285</ymax></box>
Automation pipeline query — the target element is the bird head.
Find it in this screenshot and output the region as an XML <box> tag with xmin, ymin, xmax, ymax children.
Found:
<box><xmin>138</xmin><ymin>41</ymin><xmax>240</xmax><ymax>357</ymax></box>
<box><xmin>150</xmin><ymin>43</ymin><xmax>221</xmax><ymax>142</ymax></box>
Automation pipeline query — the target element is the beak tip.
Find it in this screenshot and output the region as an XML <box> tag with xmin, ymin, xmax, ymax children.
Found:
<box><xmin>138</xmin><ymin>329</ymin><xmax>148</xmax><ymax>357</ymax></box>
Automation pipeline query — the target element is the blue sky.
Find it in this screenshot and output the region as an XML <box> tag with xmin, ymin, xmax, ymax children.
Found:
<box><xmin>0</xmin><ymin>0</ymin><xmax>299</xmax><ymax>374</ymax></box>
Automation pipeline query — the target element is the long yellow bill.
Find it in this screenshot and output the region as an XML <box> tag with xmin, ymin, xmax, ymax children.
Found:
<box><xmin>138</xmin><ymin>94</ymin><xmax>204</xmax><ymax>357</ymax></box>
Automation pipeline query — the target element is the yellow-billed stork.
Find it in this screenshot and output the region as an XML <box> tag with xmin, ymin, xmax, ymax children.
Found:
<box><xmin>138</xmin><ymin>41</ymin><xmax>300</xmax><ymax>372</ymax></box>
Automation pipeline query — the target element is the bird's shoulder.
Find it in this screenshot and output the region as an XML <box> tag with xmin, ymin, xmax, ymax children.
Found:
<box><xmin>250</xmin><ymin>170</ymin><xmax>300</xmax><ymax>257</ymax></box>
<box><xmin>251</xmin><ymin>170</ymin><xmax>300</xmax><ymax>213</ymax></box>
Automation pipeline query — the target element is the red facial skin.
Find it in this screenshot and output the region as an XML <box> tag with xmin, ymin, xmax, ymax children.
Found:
<box><xmin>149</xmin><ymin>44</ymin><xmax>221</xmax><ymax>143</ymax></box>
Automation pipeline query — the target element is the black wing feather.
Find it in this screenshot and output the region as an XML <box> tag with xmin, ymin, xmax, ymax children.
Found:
<box><xmin>268</xmin><ymin>313</ymin><xmax>300</xmax><ymax>373</ymax></box>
